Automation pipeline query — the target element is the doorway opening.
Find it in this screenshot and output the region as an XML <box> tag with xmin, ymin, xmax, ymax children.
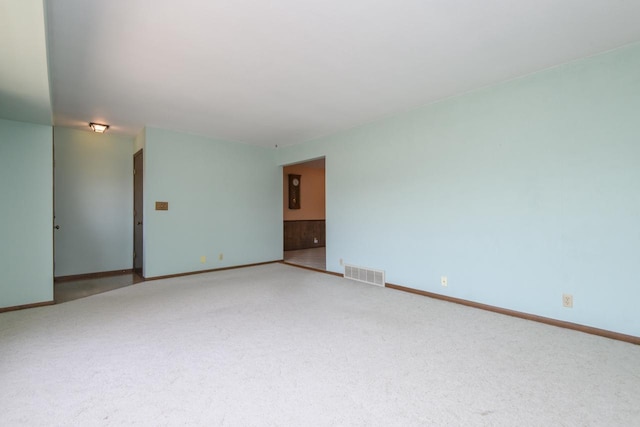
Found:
<box><xmin>51</xmin><ymin>130</ymin><xmax>145</xmax><ymax>303</ymax></box>
<box><xmin>133</xmin><ymin>149</ymin><xmax>144</xmax><ymax>278</ymax></box>
<box><xmin>282</xmin><ymin>157</ymin><xmax>326</xmax><ymax>270</ymax></box>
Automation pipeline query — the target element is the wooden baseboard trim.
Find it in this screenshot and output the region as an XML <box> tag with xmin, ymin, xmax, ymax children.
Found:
<box><xmin>0</xmin><ymin>300</ymin><xmax>55</xmax><ymax>313</ymax></box>
<box><xmin>145</xmin><ymin>260</ymin><xmax>281</xmax><ymax>281</ymax></box>
<box><xmin>280</xmin><ymin>261</ymin><xmax>342</xmax><ymax>277</ymax></box>
<box><xmin>386</xmin><ymin>283</ymin><xmax>640</xmax><ymax>345</ymax></box>
<box><xmin>55</xmin><ymin>269</ymin><xmax>134</xmax><ymax>282</ymax></box>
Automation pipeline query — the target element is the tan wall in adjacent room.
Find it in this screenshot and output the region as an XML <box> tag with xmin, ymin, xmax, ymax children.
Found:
<box><xmin>283</xmin><ymin>163</ymin><xmax>325</xmax><ymax>220</ymax></box>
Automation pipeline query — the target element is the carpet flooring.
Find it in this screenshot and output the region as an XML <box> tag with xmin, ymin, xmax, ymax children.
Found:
<box><xmin>1</xmin><ymin>263</ymin><xmax>639</xmax><ymax>426</ymax></box>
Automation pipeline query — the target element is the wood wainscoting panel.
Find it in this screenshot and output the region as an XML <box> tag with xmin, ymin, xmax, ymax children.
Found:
<box><xmin>284</xmin><ymin>220</ymin><xmax>325</xmax><ymax>251</ymax></box>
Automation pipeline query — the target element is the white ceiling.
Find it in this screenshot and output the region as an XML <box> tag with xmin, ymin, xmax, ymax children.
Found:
<box><xmin>45</xmin><ymin>0</ymin><xmax>640</xmax><ymax>147</ymax></box>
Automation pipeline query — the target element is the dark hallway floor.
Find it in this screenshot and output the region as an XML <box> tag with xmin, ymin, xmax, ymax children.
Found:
<box><xmin>283</xmin><ymin>247</ymin><xmax>326</xmax><ymax>270</ymax></box>
<box><xmin>54</xmin><ymin>273</ymin><xmax>144</xmax><ymax>304</ymax></box>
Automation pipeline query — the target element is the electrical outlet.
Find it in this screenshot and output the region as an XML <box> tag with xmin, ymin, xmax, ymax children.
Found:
<box><xmin>441</xmin><ymin>276</ymin><xmax>448</xmax><ymax>287</ymax></box>
<box><xmin>340</xmin><ymin>258</ymin><xmax>344</xmax><ymax>266</ymax></box>
<box><xmin>155</xmin><ymin>201</ymin><xmax>169</xmax><ymax>211</ymax></box>
<box><xmin>219</xmin><ymin>253</ymin><xmax>224</xmax><ymax>261</ymax></box>
<box><xmin>562</xmin><ymin>294</ymin><xmax>573</xmax><ymax>308</ymax></box>
<box><xmin>200</xmin><ymin>256</ymin><xmax>206</xmax><ymax>264</ymax></box>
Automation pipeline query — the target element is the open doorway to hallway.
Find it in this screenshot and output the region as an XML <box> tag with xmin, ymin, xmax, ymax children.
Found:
<box><xmin>52</xmin><ymin>127</ymin><xmax>143</xmax><ymax>303</ymax></box>
<box><xmin>282</xmin><ymin>158</ymin><xmax>326</xmax><ymax>270</ymax></box>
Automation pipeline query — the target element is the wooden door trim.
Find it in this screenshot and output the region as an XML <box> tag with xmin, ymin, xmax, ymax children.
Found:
<box><xmin>133</xmin><ymin>149</ymin><xmax>144</xmax><ymax>277</ymax></box>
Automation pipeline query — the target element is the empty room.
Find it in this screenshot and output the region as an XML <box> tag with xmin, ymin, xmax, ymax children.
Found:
<box><xmin>1</xmin><ymin>0</ymin><xmax>639</xmax><ymax>425</ymax></box>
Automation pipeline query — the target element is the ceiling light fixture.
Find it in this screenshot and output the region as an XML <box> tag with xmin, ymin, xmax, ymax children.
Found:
<box><xmin>89</xmin><ymin>122</ymin><xmax>109</xmax><ymax>133</ymax></box>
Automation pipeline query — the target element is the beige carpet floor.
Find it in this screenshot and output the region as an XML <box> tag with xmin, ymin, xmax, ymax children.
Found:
<box><xmin>1</xmin><ymin>263</ymin><xmax>639</xmax><ymax>426</ymax></box>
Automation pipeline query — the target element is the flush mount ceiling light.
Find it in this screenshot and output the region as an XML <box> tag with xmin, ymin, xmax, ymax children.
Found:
<box><xmin>89</xmin><ymin>122</ymin><xmax>109</xmax><ymax>133</ymax></box>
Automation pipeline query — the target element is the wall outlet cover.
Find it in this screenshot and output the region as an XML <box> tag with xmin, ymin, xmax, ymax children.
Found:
<box><xmin>562</xmin><ymin>293</ymin><xmax>573</xmax><ymax>308</ymax></box>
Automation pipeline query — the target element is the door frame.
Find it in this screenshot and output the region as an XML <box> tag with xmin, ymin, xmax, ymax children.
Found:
<box><xmin>133</xmin><ymin>149</ymin><xmax>144</xmax><ymax>277</ymax></box>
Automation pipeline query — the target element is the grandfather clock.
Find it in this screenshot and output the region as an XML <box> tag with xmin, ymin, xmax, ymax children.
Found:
<box><xmin>288</xmin><ymin>174</ymin><xmax>301</xmax><ymax>209</ymax></box>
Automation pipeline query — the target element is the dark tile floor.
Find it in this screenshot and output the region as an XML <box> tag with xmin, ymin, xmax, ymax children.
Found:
<box><xmin>283</xmin><ymin>247</ymin><xmax>326</xmax><ymax>270</ymax></box>
<box><xmin>54</xmin><ymin>273</ymin><xmax>144</xmax><ymax>304</ymax></box>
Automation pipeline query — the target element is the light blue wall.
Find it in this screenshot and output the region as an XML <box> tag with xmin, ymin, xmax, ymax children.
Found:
<box><xmin>0</xmin><ymin>119</ymin><xmax>53</xmax><ymax>308</ymax></box>
<box><xmin>277</xmin><ymin>43</ymin><xmax>640</xmax><ymax>336</ymax></box>
<box><xmin>53</xmin><ymin>127</ymin><xmax>134</xmax><ymax>276</ymax></box>
<box><xmin>134</xmin><ymin>128</ymin><xmax>145</xmax><ymax>153</ymax></box>
<box><xmin>0</xmin><ymin>0</ymin><xmax>52</xmax><ymax>126</ymax></box>
<box><xmin>143</xmin><ymin>127</ymin><xmax>282</xmax><ymax>278</ymax></box>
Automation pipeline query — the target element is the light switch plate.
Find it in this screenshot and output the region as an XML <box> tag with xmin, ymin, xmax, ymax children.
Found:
<box><xmin>155</xmin><ymin>201</ymin><xmax>169</xmax><ymax>211</ymax></box>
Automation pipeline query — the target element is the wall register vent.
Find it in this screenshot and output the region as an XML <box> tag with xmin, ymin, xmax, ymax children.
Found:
<box><xmin>344</xmin><ymin>264</ymin><xmax>385</xmax><ymax>287</ymax></box>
